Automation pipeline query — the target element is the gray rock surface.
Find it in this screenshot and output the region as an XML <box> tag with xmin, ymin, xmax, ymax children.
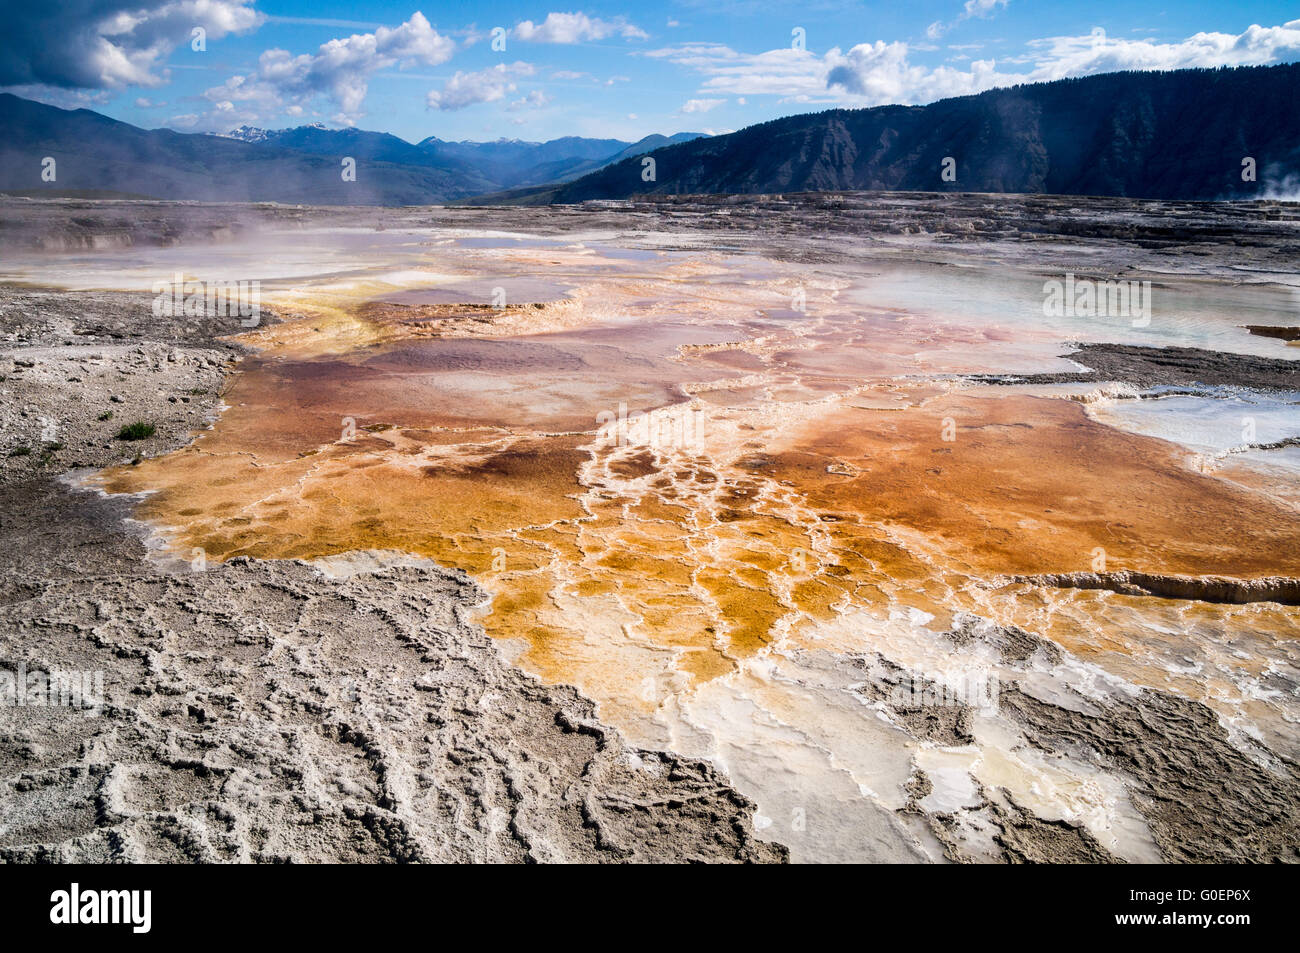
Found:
<box><xmin>0</xmin><ymin>285</ymin><xmax>784</xmax><ymax>864</ymax></box>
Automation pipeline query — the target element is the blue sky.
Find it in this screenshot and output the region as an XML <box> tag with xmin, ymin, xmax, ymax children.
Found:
<box><xmin>5</xmin><ymin>2</ymin><xmax>1300</xmax><ymax>144</ymax></box>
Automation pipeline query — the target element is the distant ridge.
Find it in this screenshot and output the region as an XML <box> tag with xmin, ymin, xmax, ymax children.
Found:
<box><xmin>0</xmin><ymin>93</ymin><xmax>704</xmax><ymax>204</ymax></box>
<box><xmin>3</xmin><ymin>64</ymin><xmax>1297</xmax><ymax>205</ymax></box>
<box><xmin>0</xmin><ymin>94</ymin><xmax>485</xmax><ymax>204</ymax></box>
<box><xmin>535</xmin><ymin>64</ymin><xmax>1300</xmax><ymax>204</ymax></box>
<box><xmin>220</xmin><ymin>122</ymin><xmax>327</xmax><ymax>143</ymax></box>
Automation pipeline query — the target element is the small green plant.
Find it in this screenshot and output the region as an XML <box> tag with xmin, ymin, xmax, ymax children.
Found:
<box><xmin>98</xmin><ymin>410</ymin><xmax>113</xmax><ymax>421</ymax></box>
<box><xmin>9</xmin><ymin>446</ymin><xmax>31</xmax><ymax>457</ymax></box>
<box><xmin>116</xmin><ymin>421</ymin><xmax>156</xmax><ymax>441</ymax></box>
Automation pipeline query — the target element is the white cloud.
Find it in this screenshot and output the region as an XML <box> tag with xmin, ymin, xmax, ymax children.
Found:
<box><xmin>426</xmin><ymin>62</ymin><xmax>536</xmax><ymax>111</ymax></box>
<box><xmin>826</xmin><ymin>41</ymin><xmax>1007</xmax><ymax>103</ymax></box>
<box><xmin>681</xmin><ymin>97</ymin><xmax>724</xmax><ymax>113</ymax></box>
<box><xmin>512</xmin><ymin>12</ymin><xmax>648</xmax><ymax>43</ymax></box>
<box><xmin>506</xmin><ymin>89</ymin><xmax>551</xmax><ymax>111</ymax></box>
<box><xmin>646</xmin><ymin>43</ymin><xmax>829</xmax><ymax>99</ymax></box>
<box><xmin>0</xmin><ymin>1</ymin><xmax>262</xmax><ymax>89</ymax></box>
<box><xmin>655</xmin><ymin>19</ymin><xmax>1300</xmax><ymax>108</ymax></box>
<box><xmin>201</xmin><ymin>12</ymin><xmax>454</xmax><ymax>126</ymax></box>
<box><xmin>1021</xmin><ymin>22</ymin><xmax>1300</xmax><ymax>79</ymax></box>
<box><xmin>928</xmin><ymin>0</ymin><xmax>1010</xmax><ymax>40</ymax></box>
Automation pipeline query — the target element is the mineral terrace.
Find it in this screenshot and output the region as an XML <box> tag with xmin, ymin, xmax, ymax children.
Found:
<box><xmin>1</xmin><ymin>193</ymin><xmax>1297</xmax><ymax>863</ymax></box>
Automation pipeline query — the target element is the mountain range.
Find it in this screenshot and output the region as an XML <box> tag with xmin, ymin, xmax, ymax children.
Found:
<box><xmin>217</xmin><ymin>124</ymin><xmax>704</xmax><ymax>191</ymax></box>
<box><xmin>532</xmin><ymin>64</ymin><xmax>1300</xmax><ymax>204</ymax></box>
<box><xmin>2</xmin><ymin>63</ymin><xmax>1298</xmax><ymax>205</ymax></box>
<box><xmin>0</xmin><ymin>94</ymin><xmax>704</xmax><ymax>204</ymax></box>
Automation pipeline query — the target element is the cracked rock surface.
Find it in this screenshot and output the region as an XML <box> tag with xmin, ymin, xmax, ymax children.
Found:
<box><xmin>0</xmin><ymin>479</ymin><xmax>783</xmax><ymax>863</ymax></box>
<box><xmin>0</xmin><ymin>285</ymin><xmax>783</xmax><ymax>864</ymax></box>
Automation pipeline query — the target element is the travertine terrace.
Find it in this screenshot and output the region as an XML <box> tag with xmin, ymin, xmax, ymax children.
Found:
<box><xmin>2</xmin><ymin>194</ymin><xmax>1298</xmax><ymax>863</ymax></box>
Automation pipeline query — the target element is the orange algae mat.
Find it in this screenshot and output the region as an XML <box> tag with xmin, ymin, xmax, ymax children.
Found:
<box><xmin>94</xmin><ymin>281</ymin><xmax>1300</xmax><ymax>709</ymax></box>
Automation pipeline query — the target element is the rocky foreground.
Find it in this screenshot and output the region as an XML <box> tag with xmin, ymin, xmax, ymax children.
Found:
<box><xmin>0</xmin><ymin>284</ymin><xmax>783</xmax><ymax>863</ymax></box>
<box><xmin>1</xmin><ymin>194</ymin><xmax>1298</xmax><ymax>863</ymax></box>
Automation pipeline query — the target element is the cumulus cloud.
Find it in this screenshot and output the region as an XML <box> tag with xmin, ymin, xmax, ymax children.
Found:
<box><xmin>826</xmin><ymin>41</ymin><xmax>1008</xmax><ymax>103</ymax></box>
<box><xmin>512</xmin><ymin>12</ymin><xmax>647</xmax><ymax>43</ymax></box>
<box><xmin>506</xmin><ymin>89</ymin><xmax>551</xmax><ymax>111</ymax></box>
<box><xmin>681</xmin><ymin>97</ymin><xmax>724</xmax><ymax>113</ymax></box>
<box><xmin>202</xmin><ymin>12</ymin><xmax>455</xmax><ymax>125</ymax></box>
<box><xmin>0</xmin><ymin>0</ymin><xmax>262</xmax><ymax>89</ymax></box>
<box><xmin>836</xmin><ymin>21</ymin><xmax>1300</xmax><ymax>101</ymax></box>
<box><xmin>1020</xmin><ymin>22</ymin><xmax>1300</xmax><ymax>78</ymax></box>
<box><xmin>654</xmin><ymin>19</ymin><xmax>1300</xmax><ymax>107</ymax></box>
<box><xmin>426</xmin><ymin>62</ymin><xmax>536</xmax><ymax>111</ymax></box>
